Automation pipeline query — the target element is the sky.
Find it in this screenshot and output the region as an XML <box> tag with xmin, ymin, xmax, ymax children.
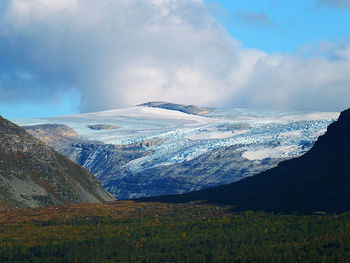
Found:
<box><xmin>0</xmin><ymin>0</ymin><xmax>350</xmax><ymax>118</ymax></box>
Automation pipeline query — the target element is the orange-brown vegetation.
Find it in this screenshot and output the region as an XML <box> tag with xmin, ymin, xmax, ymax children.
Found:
<box><xmin>1</xmin><ymin>201</ymin><xmax>350</xmax><ymax>262</ymax></box>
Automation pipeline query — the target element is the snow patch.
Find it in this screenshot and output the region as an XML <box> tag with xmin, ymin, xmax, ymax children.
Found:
<box><xmin>242</xmin><ymin>146</ymin><xmax>298</xmax><ymax>161</ymax></box>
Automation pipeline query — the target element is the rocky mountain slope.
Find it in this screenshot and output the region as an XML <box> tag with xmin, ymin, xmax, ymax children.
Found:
<box><xmin>0</xmin><ymin>116</ymin><xmax>114</xmax><ymax>208</ymax></box>
<box><xmin>143</xmin><ymin>108</ymin><xmax>350</xmax><ymax>213</ymax></box>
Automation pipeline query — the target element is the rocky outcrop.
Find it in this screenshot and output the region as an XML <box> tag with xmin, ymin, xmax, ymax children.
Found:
<box><xmin>0</xmin><ymin>117</ymin><xmax>114</xmax><ymax>208</ymax></box>
<box><xmin>23</xmin><ymin>124</ymin><xmax>78</xmax><ymax>138</ymax></box>
<box><xmin>142</xmin><ymin>108</ymin><xmax>350</xmax><ymax>213</ymax></box>
<box><xmin>138</xmin><ymin>102</ymin><xmax>211</xmax><ymax>115</ymax></box>
<box><xmin>23</xmin><ymin>124</ymin><xmax>80</xmax><ymax>153</ymax></box>
<box><xmin>87</xmin><ymin>124</ymin><xmax>121</xmax><ymax>130</ymax></box>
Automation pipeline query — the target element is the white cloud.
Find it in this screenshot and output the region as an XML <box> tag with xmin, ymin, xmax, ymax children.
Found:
<box><xmin>0</xmin><ymin>0</ymin><xmax>349</xmax><ymax>113</ymax></box>
<box><xmin>233</xmin><ymin>44</ymin><xmax>350</xmax><ymax>111</ymax></box>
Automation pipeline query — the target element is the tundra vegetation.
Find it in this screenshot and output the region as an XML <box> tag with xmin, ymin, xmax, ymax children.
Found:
<box><xmin>0</xmin><ymin>201</ymin><xmax>350</xmax><ymax>262</ymax></box>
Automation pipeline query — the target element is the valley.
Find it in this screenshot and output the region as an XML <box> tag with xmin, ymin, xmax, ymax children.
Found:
<box><xmin>14</xmin><ymin>103</ymin><xmax>338</xmax><ymax>199</ymax></box>
<box><xmin>1</xmin><ymin>1</ymin><xmax>349</xmax><ymax>261</ymax></box>
<box><xmin>1</xmin><ymin>105</ymin><xmax>350</xmax><ymax>262</ymax></box>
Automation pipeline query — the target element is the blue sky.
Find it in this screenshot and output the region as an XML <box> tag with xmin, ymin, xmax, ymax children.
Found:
<box><xmin>206</xmin><ymin>0</ymin><xmax>350</xmax><ymax>53</ymax></box>
<box><xmin>0</xmin><ymin>0</ymin><xmax>350</xmax><ymax>118</ymax></box>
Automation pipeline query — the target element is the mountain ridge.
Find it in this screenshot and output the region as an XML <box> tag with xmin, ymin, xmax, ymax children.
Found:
<box><xmin>0</xmin><ymin>116</ymin><xmax>114</xmax><ymax>208</ymax></box>
<box><xmin>138</xmin><ymin>101</ymin><xmax>211</xmax><ymax>115</ymax></box>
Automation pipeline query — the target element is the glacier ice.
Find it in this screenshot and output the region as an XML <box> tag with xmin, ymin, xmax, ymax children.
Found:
<box><xmin>13</xmin><ymin>106</ymin><xmax>339</xmax><ymax>173</ymax></box>
<box><xmin>12</xmin><ymin>106</ymin><xmax>339</xmax><ymax>199</ymax></box>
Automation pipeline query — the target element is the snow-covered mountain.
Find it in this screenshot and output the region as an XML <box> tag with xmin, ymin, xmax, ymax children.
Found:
<box><xmin>13</xmin><ymin>103</ymin><xmax>339</xmax><ymax>199</ymax></box>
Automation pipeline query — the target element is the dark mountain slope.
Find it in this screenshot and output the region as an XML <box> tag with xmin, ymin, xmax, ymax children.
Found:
<box><xmin>140</xmin><ymin>108</ymin><xmax>350</xmax><ymax>213</ymax></box>
<box><xmin>0</xmin><ymin>116</ymin><xmax>114</xmax><ymax>208</ymax></box>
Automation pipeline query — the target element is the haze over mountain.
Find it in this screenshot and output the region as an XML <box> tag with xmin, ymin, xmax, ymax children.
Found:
<box><xmin>0</xmin><ymin>116</ymin><xmax>114</xmax><ymax>208</ymax></box>
<box><xmin>142</xmin><ymin>107</ymin><xmax>350</xmax><ymax>213</ymax></box>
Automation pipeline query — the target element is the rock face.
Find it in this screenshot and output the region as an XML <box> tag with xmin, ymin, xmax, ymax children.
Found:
<box><xmin>23</xmin><ymin>124</ymin><xmax>80</xmax><ymax>153</ymax></box>
<box><xmin>143</xmin><ymin>108</ymin><xmax>350</xmax><ymax>213</ymax></box>
<box><xmin>0</xmin><ymin>117</ymin><xmax>114</xmax><ymax>208</ymax></box>
<box><xmin>87</xmin><ymin>124</ymin><xmax>121</xmax><ymax>130</ymax></box>
<box><xmin>138</xmin><ymin>102</ymin><xmax>211</xmax><ymax>115</ymax></box>
<box><xmin>23</xmin><ymin>124</ymin><xmax>78</xmax><ymax>138</ymax></box>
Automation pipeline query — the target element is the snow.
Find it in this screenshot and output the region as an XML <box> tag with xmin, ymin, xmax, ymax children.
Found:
<box><xmin>12</xmin><ymin>106</ymin><xmax>339</xmax><ymax>173</ymax></box>
<box><xmin>277</xmin><ymin>112</ymin><xmax>339</xmax><ymax>122</ymax></box>
<box><xmin>242</xmin><ymin>146</ymin><xmax>299</xmax><ymax>161</ymax></box>
<box><xmin>68</xmin><ymin>106</ymin><xmax>216</xmax><ymax>125</ymax></box>
<box><xmin>278</xmin><ymin>130</ymin><xmax>302</xmax><ymax>138</ymax></box>
<box><xmin>185</xmin><ymin>130</ymin><xmax>248</xmax><ymax>140</ymax></box>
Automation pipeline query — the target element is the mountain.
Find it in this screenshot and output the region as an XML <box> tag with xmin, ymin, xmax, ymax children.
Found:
<box><xmin>138</xmin><ymin>101</ymin><xmax>211</xmax><ymax>115</ymax></box>
<box><xmin>141</xmin><ymin>108</ymin><xmax>350</xmax><ymax>213</ymax></box>
<box><xmin>15</xmin><ymin>105</ymin><xmax>337</xmax><ymax>199</ymax></box>
<box><xmin>22</xmin><ymin>124</ymin><xmax>81</xmax><ymax>153</ymax></box>
<box><xmin>0</xmin><ymin>116</ymin><xmax>114</xmax><ymax>208</ymax></box>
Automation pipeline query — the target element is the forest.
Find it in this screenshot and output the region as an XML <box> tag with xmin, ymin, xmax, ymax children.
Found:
<box><xmin>0</xmin><ymin>201</ymin><xmax>350</xmax><ymax>262</ymax></box>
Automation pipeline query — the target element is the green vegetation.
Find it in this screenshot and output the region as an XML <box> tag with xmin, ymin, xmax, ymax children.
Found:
<box><xmin>0</xmin><ymin>201</ymin><xmax>350</xmax><ymax>262</ymax></box>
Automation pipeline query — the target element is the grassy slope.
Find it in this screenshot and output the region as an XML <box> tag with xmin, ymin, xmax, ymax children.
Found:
<box><xmin>1</xmin><ymin>201</ymin><xmax>350</xmax><ymax>262</ymax></box>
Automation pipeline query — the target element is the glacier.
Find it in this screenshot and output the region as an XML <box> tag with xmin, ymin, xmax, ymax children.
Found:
<box><xmin>13</xmin><ymin>106</ymin><xmax>339</xmax><ymax>199</ymax></box>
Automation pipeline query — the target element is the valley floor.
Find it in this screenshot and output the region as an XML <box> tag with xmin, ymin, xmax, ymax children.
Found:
<box><xmin>0</xmin><ymin>201</ymin><xmax>350</xmax><ymax>262</ymax></box>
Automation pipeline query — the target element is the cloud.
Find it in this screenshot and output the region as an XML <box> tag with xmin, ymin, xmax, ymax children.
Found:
<box><xmin>0</xmin><ymin>0</ymin><xmax>349</xmax><ymax>113</ymax></box>
<box><xmin>205</xmin><ymin>1</ymin><xmax>230</xmax><ymax>23</ymax></box>
<box><xmin>231</xmin><ymin>43</ymin><xmax>350</xmax><ymax>111</ymax></box>
<box><xmin>234</xmin><ymin>10</ymin><xmax>278</xmax><ymax>29</ymax></box>
<box><xmin>316</xmin><ymin>0</ymin><xmax>350</xmax><ymax>9</ymax></box>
